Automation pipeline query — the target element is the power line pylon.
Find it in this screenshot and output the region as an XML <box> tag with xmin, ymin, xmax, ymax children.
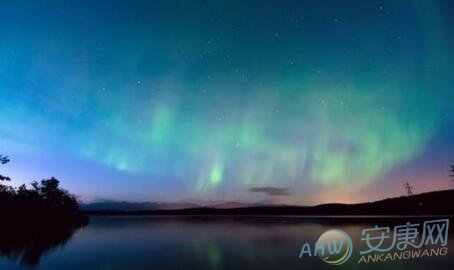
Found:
<box><xmin>404</xmin><ymin>182</ymin><xmax>414</xmax><ymax>196</ymax></box>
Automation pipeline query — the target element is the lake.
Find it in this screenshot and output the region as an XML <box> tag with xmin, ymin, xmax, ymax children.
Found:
<box><xmin>0</xmin><ymin>216</ymin><xmax>452</xmax><ymax>269</ymax></box>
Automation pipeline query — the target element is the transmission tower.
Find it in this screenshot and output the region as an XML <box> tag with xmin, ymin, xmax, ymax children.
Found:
<box><xmin>450</xmin><ymin>165</ymin><xmax>454</xmax><ymax>182</ymax></box>
<box><xmin>404</xmin><ymin>182</ymin><xmax>414</xmax><ymax>196</ymax></box>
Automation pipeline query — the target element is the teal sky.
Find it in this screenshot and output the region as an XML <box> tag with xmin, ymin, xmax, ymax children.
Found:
<box><xmin>0</xmin><ymin>0</ymin><xmax>453</xmax><ymax>204</ymax></box>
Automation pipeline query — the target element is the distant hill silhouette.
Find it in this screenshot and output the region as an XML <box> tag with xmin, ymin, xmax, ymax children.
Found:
<box><xmin>80</xmin><ymin>200</ymin><xmax>256</xmax><ymax>211</ymax></box>
<box><xmin>83</xmin><ymin>189</ymin><xmax>454</xmax><ymax>216</ymax></box>
<box><xmin>80</xmin><ymin>201</ymin><xmax>201</xmax><ymax>211</ymax></box>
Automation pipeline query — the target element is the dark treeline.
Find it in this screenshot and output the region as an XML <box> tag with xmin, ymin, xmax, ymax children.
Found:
<box><xmin>0</xmin><ymin>155</ymin><xmax>87</xmax><ymax>224</ymax></box>
<box><xmin>0</xmin><ymin>155</ymin><xmax>87</xmax><ymax>266</ymax></box>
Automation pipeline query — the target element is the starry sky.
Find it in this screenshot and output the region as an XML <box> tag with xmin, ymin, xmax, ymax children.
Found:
<box><xmin>0</xmin><ymin>0</ymin><xmax>453</xmax><ymax>205</ymax></box>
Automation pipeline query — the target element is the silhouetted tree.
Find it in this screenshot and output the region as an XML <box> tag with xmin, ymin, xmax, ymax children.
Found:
<box><xmin>0</xmin><ymin>155</ymin><xmax>82</xmax><ymax>221</ymax></box>
<box><xmin>0</xmin><ymin>155</ymin><xmax>87</xmax><ymax>266</ymax></box>
<box><xmin>0</xmin><ymin>155</ymin><xmax>11</xmax><ymax>181</ymax></box>
<box><xmin>0</xmin><ymin>155</ymin><xmax>9</xmax><ymax>164</ymax></box>
<box><xmin>31</xmin><ymin>177</ymin><xmax>79</xmax><ymax>212</ymax></box>
<box><xmin>0</xmin><ymin>155</ymin><xmax>13</xmax><ymax>202</ymax></box>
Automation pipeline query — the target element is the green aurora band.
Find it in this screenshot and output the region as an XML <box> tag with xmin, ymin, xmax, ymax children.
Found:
<box><xmin>0</xmin><ymin>1</ymin><xmax>453</xmax><ymax>202</ymax></box>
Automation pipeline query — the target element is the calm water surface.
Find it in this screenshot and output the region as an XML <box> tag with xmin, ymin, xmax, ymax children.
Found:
<box><xmin>0</xmin><ymin>216</ymin><xmax>452</xmax><ymax>270</ymax></box>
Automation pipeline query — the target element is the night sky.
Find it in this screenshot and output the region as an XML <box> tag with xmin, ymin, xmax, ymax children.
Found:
<box><xmin>1</xmin><ymin>0</ymin><xmax>453</xmax><ymax>205</ymax></box>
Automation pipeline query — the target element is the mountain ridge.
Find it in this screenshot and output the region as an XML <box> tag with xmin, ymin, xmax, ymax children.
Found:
<box><xmin>81</xmin><ymin>189</ymin><xmax>454</xmax><ymax>216</ymax></box>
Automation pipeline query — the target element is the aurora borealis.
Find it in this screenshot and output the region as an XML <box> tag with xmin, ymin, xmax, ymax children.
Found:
<box><xmin>0</xmin><ymin>1</ymin><xmax>453</xmax><ymax>204</ymax></box>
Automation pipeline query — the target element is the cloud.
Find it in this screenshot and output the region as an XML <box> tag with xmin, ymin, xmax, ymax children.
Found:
<box><xmin>248</xmin><ymin>186</ymin><xmax>291</xmax><ymax>196</ymax></box>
